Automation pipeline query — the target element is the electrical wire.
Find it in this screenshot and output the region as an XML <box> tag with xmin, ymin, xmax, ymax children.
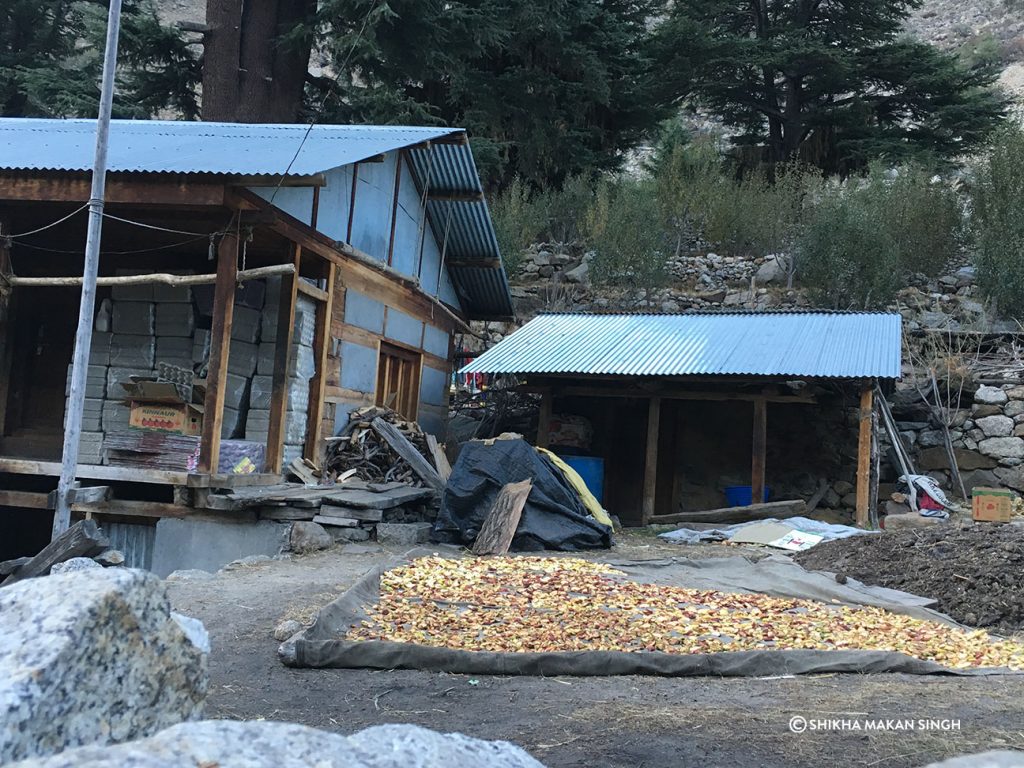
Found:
<box><xmin>101</xmin><ymin>212</ymin><xmax>211</xmax><ymax>237</ymax></box>
<box><xmin>1</xmin><ymin>202</ymin><xmax>89</xmax><ymax>240</ymax></box>
<box><xmin>267</xmin><ymin>0</ymin><xmax>383</xmax><ymax>205</ymax></box>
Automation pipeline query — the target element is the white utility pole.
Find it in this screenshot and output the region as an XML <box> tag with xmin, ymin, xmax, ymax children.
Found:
<box><xmin>52</xmin><ymin>0</ymin><xmax>123</xmax><ymax>538</ymax></box>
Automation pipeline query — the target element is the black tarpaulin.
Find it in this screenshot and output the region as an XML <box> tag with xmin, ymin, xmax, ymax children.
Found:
<box><xmin>432</xmin><ymin>438</ymin><xmax>611</xmax><ymax>551</ymax></box>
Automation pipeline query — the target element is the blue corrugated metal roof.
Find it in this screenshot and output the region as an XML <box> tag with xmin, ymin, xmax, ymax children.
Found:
<box><xmin>0</xmin><ymin>118</ymin><xmax>459</xmax><ymax>175</ymax></box>
<box><xmin>0</xmin><ymin>118</ymin><xmax>514</xmax><ymax>318</ymax></box>
<box><xmin>460</xmin><ymin>312</ymin><xmax>903</xmax><ymax>379</ymax></box>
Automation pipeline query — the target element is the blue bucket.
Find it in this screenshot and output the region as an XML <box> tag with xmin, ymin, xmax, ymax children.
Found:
<box><xmin>562</xmin><ymin>455</ymin><xmax>604</xmax><ymax>504</ymax></box>
<box><xmin>724</xmin><ymin>485</ymin><xmax>771</xmax><ymax>506</ymax></box>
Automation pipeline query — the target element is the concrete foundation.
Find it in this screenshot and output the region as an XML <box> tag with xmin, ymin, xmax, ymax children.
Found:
<box><xmin>150</xmin><ymin>517</ymin><xmax>288</xmax><ymax>577</ymax></box>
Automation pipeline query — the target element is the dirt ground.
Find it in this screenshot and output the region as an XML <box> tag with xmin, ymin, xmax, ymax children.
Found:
<box><xmin>167</xmin><ymin>533</ymin><xmax>1024</xmax><ymax>768</ymax></box>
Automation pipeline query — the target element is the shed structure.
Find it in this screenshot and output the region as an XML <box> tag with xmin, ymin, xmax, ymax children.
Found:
<box><xmin>461</xmin><ymin>311</ymin><xmax>903</xmax><ymax>527</ymax></box>
<box><xmin>0</xmin><ymin>118</ymin><xmax>511</xmax><ymax>561</ymax></box>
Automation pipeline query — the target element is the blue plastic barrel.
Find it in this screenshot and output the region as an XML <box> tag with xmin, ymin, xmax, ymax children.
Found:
<box><xmin>724</xmin><ymin>485</ymin><xmax>771</xmax><ymax>506</ymax></box>
<box><xmin>563</xmin><ymin>455</ymin><xmax>605</xmax><ymax>504</ymax></box>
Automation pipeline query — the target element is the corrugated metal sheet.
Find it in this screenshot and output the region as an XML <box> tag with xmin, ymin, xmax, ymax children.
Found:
<box><xmin>0</xmin><ymin>118</ymin><xmax>459</xmax><ymax>176</ymax></box>
<box><xmin>460</xmin><ymin>312</ymin><xmax>903</xmax><ymax>379</ymax></box>
<box><xmin>104</xmin><ymin>521</ymin><xmax>156</xmax><ymax>571</ymax></box>
<box><xmin>0</xmin><ymin>118</ymin><xmax>514</xmax><ymax>318</ymax></box>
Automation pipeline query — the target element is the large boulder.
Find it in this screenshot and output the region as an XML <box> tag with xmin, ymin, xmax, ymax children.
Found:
<box><xmin>917</xmin><ymin>446</ymin><xmax>996</xmax><ymax>471</ymax></box>
<box><xmin>755</xmin><ymin>255</ymin><xmax>789</xmax><ymax>284</ymax></box>
<box><xmin>288</xmin><ymin>521</ymin><xmax>333</xmax><ymax>554</ymax></box>
<box><xmin>7</xmin><ymin>721</ymin><xmax>546</xmax><ymax>768</ymax></box>
<box><xmin>0</xmin><ymin>569</ymin><xmax>208</xmax><ymax>764</ymax></box>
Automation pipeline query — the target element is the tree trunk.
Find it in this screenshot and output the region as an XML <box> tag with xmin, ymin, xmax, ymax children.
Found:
<box><xmin>781</xmin><ymin>74</ymin><xmax>804</xmax><ymax>160</ymax></box>
<box><xmin>202</xmin><ymin>0</ymin><xmax>315</xmax><ymax>123</ymax></box>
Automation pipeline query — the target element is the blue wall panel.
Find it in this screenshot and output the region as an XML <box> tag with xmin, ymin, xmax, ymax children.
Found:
<box><xmin>340</xmin><ymin>341</ymin><xmax>378</xmax><ymax>393</ymax></box>
<box><xmin>314</xmin><ymin>165</ymin><xmax>353</xmax><ymax>242</ymax></box>
<box><xmin>385</xmin><ymin>309</ymin><xmax>423</xmax><ymax>348</ymax></box>
<box><xmin>343</xmin><ymin>290</ymin><xmax>385</xmax><ymax>334</ymax></box>
<box><xmin>420</xmin><ymin>365</ymin><xmax>449</xmax><ymax>407</ymax></box>
<box><xmin>423</xmin><ymin>324</ymin><xmax>449</xmax><ymax>358</ymax></box>
<box><xmin>251</xmin><ymin>186</ymin><xmax>314</xmax><ymax>225</ymax></box>
<box><xmin>348</xmin><ymin>158</ymin><xmax>395</xmax><ymax>262</ymax></box>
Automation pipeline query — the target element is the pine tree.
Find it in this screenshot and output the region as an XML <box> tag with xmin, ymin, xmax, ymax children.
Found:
<box><xmin>0</xmin><ymin>0</ymin><xmax>199</xmax><ymax>119</ymax></box>
<box><xmin>652</xmin><ymin>0</ymin><xmax>1007</xmax><ymax>174</ymax></box>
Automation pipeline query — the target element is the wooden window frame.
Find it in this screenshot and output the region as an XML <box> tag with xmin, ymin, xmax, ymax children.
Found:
<box><xmin>375</xmin><ymin>341</ymin><xmax>422</xmax><ymax>420</ymax></box>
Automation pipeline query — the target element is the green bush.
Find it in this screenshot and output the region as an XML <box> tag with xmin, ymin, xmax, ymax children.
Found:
<box><xmin>972</xmin><ymin>126</ymin><xmax>1024</xmax><ymax>318</ymax></box>
<box><xmin>585</xmin><ymin>179</ymin><xmax>667</xmax><ymax>301</ymax></box>
<box><xmin>799</xmin><ymin>164</ymin><xmax>962</xmax><ymax>308</ymax></box>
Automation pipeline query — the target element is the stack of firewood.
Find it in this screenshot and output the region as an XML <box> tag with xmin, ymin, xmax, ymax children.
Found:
<box><xmin>324</xmin><ymin>406</ymin><xmax>434</xmax><ymax>486</ymax></box>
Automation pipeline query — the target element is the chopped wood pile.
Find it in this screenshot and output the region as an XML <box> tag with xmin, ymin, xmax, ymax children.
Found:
<box><xmin>323</xmin><ymin>406</ymin><xmax>439</xmax><ymax>487</ymax></box>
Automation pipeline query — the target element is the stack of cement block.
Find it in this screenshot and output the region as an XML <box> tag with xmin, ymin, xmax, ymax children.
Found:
<box><xmin>246</xmin><ymin>279</ymin><xmax>318</xmax><ymax>464</ymax></box>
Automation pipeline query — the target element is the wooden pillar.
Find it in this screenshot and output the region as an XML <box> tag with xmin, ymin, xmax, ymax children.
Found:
<box><xmin>642</xmin><ymin>396</ymin><xmax>661</xmax><ymax>525</ymax></box>
<box><xmin>856</xmin><ymin>384</ymin><xmax>874</xmax><ymax>528</ymax></box>
<box><xmin>304</xmin><ymin>262</ymin><xmax>336</xmax><ymax>464</ymax></box>
<box><xmin>751</xmin><ymin>398</ymin><xmax>767</xmax><ymax>505</ymax></box>
<box><xmin>346</xmin><ymin>163</ymin><xmax>359</xmax><ymax>242</ymax></box>
<box><xmin>536</xmin><ymin>391</ymin><xmax>552</xmax><ymax>448</ymax></box>
<box><xmin>266</xmin><ymin>245</ymin><xmax>300</xmax><ymax>474</ymax></box>
<box><xmin>198</xmin><ymin>232</ymin><xmax>238</xmax><ymax>474</ymax></box>
<box><xmin>0</xmin><ymin>218</ymin><xmax>12</xmax><ymax>436</ymax></box>
<box><xmin>386</xmin><ymin>152</ymin><xmax>404</xmax><ymax>266</ymax></box>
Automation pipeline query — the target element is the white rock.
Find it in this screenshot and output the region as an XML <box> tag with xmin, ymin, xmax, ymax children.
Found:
<box><xmin>563</xmin><ymin>262</ymin><xmax>589</xmax><ymax>284</ymax></box>
<box><xmin>0</xmin><ymin>569</ymin><xmax>207</xmax><ymax>764</ymax></box>
<box><xmin>976</xmin><ymin>415</ymin><xmax>1014</xmax><ymax>438</ymax></box>
<box><xmin>754</xmin><ymin>254</ymin><xmax>789</xmax><ymax>284</ymax></box>
<box><xmin>975</xmin><ymin>386</ymin><xmax>1009</xmax><ymax>405</ymax></box>
<box><xmin>49</xmin><ymin>557</ymin><xmax>102</xmax><ymax>575</ymax></box>
<box><xmin>978</xmin><ymin>436</ymin><xmax>1024</xmax><ymax>460</ymax></box>
<box><xmin>7</xmin><ymin>721</ymin><xmax>547</xmax><ymax>768</ymax></box>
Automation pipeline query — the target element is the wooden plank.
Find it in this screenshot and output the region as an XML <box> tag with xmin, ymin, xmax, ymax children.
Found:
<box><xmin>371</xmin><ymin>417</ymin><xmax>445</xmax><ymax>492</ymax></box>
<box><xmin>856</xmin><ymin>385</ymin><xmax>873</xmax><ymax>528</ymax></box>
<box><xmin>0</xmin><ymin>458</ymin><xmax>189</xmax><ymax>485</ymax></box>
<box><xmin>288</xmin><ymin>458</ymin><xmax>318</xmax><ymax>485</ymax></box>
<box><xmin>472</xmin><ymin>479</ymin><xmax>532</xmax><ymax>556</ymax></box>
<box><xmin>72</xmin><ymin>499</ymin><xmax>189</xmax><ymax>519</ymax></box>
<box><xmin>0</xmin><ymin>557</ymin><xmax>30</xmax><ymax>577</ymax></box>
<box><xmin>387</xmin><ymin>151</ymin><xmax>404</xmax><ymax>266</ymax></box>
<box><xmin>649</xmin><ymin>499</ymin><xmax>807</xmax><ymax>526</ymax></box>
<box><xmin>0</xmin><ymin>173</ymin><xmax>226</xmax><ymax>207</ymax></box>
<box><xmin>305</xmin><ymin>263</ymin><xmax>336</xmax><ymax>463</ymax></box>
<box><xmin>751</xmin><ymin>398</ymin><xmax>767</xmax><ymax>506</ymax></box>
<box><xmin>316</xmin><ymin>505</ymin><xmax>383</xmax><ymax>522</ymax></box>
<box><xmin>47</xmin><ymin>485</ymin><xmax>112</xmax><ymax>508</ymax></box>
<box><xmin>258</xmin><ymin>506</ymin><xmax>317</xmax><ymax>521</ymax></box>
<box><xmin>346</xmin><ymin>162</ymin><xmax>359</xmax><ymax>242</ymax></box>
<box><xmin>312</xmin><ymin>514</ymin><xmax>359</xmax><ymax>528</ymax></box>
<box><xmin>198</xmin><ymin>232</ymin><xmax>238</xmax><ymax>473</ymax></box>
<box><xmin>321</xmin><ymin>485</ymin><xmax>434</xmax><ymax>509</ymax></box>
<box><xmin>2</xmin><ymin>519</ymin><xmax>109</xmax><ymax>586</ymax></box>
<box><xmin>641</xmin><ymin>396</ymin><xmax>661</xmax><ymax>525</ymax></box>
<box><xmin>185</xmin><ymin>473</ymin><xmax>284</xmax><ymax>489</ymax></box>
<box><xmin>424</xmin><ymin>434</ymin><xmax>452</xmax><ymax>482</ymax></box>
<box><xmin>267</xmin><ymin>247</ymin><xmax>299</xmax><ymax>473</ymax></box>
<box><xmin>536</xmin><ymin>391</ymin><xmax>552</xmax><ymax>449</ymax></box>
<box><xmin>0</xmin><ymin>490</ymin><xmax>50</xmax><ymax>509</ymax></box>
<box><xmin>296</xmin><ymin>279</ymin><xmax>329</xmax><ymax>302</ymax></box>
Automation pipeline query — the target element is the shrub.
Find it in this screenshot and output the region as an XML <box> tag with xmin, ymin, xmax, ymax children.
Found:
<box><xmin>972</xmin><ymin>126</ymin><xmax>1024</xmax><ymax>318</ymax></box>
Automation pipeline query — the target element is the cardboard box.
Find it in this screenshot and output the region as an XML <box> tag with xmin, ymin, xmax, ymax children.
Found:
<box><xmin>129</xmin><ymin>402</ymin><xmax>203</xmax><ymax>436</ymax></box>
<box><xmin>972</xmin><ymin>487</ymin><xmax>1014</xmax><ymax>523</ymax></box>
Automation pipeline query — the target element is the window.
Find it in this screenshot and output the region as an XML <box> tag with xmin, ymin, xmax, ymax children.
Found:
<box><xmin>375</xmin><ymin>342</ymin><xmax>421</xmax><ymax>419</ymax></box>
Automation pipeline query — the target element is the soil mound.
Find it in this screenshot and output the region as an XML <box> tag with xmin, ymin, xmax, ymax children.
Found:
<box><xmin>794</xmin><ymin>524</ymin><xmax>1024</xmax><ymax>633</ymax></box>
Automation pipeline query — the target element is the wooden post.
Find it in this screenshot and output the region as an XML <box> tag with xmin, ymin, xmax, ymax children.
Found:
<box><xmin>266</xmin><ymin>246</ymin><xmax>300</xmax><ymax>473</ymax></box>
<box><xmin>386</xmin><ymin>152</ymin><xmax>404</xmax><ymax>266</ymax></box>
<box><xmin>198</xmin><ymin>232</ymin><xmax>238</xmax><ymax>474</ymax></box>
<box><xmin>304</xmin><ymin>262</ymin><xmax>335</xmax><ymax>464</ymax></box>
<box><xmin>0</xmin><ymin>218</ymin><xmax>13</xmax><ymax>436</ymax></box>
<box><xmin>346</xmin><ymin>163</ymin><xmax>359</xmax><ymax>242</ymax></box>
<box><xmin>856</xmin><ymin>384</ymin><xmax>874</xmax><ymax>528</ymax></box>
<box><xmin>536</xmin><ymin>391</ymin><xmax>552</xmax><ymax>448</ymax></box>
<box><xmin>642</xmin><ymin>396</ymin><xmax>661</xmax><ymax>525</ymax></box>
<box><xmin>751</xmin><ymin>398</ymin><xmax>767</xmax><ymax>505</ymax></box>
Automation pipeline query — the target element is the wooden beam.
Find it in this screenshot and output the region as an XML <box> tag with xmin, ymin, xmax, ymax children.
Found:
<box><xmin>2</xmin><ymin>519</ymin><xmax>109</xmax><ymax>586</ymax></box>
<box><xmin>346</xmin><ymin>163</ymin><xmax>359</xmax><ymax>242</ymax></box>
<box><xmin>642</xmin><ymin>396</ymin><xmax>661</xmax><ymax>525</ymax></box>
<box><xmin>520</xmin><ymin>384</ymin><xmax>814</xmax><ymax>404</ymax></box>
<box><xmin>0</xmin><ymin>457</ymin><xmax>190</xmax><ymax>485</ymax></box>
<box><xmin>425</xmin><ymin>433</ymin><xmax>452</xmax><ymax>482</ymax></box>
<box><xmin>198</xmin><ymin>232</ymin><xmax>239</xmax><ymax>473</ymax></box>
<box><xmin>0</xmin><ymin>217</ymin><xmax>12</xmax><ymax>437</ymax></box>
<box><xmin>305</xmin><ymin>264</ymin><xmax>335</xmax><ymax>463</ymax></box>
<box><xmin>856</xmin><ymin>385</ymin><xmax>874</xmax><ymax>528</ymax></box>
<box><xmin>0</xmin><ymin>490</ymin><xmax>50</xmax><ymax>509</ymax></box>
<box><xmin>310</xmin><ymin>184</ymin><xmax>320</xmax><ymax>229</ymax></box>
<box><xmin>428</xmin><ymin>191</ymin><xmax>485</xmax><ymax>202</ymax></box>
<box><xmin>267</xmin><ymin>247</ymin><xmax>299</xmax><ymax>474</ymax></box>
<box><xmin>72</xmin><ymin>499</ymin><xmax>189</xmax><ymax>519</ymax></box>
<box><xmin>233</xmin><ymin>173</ymin><xmax>326</xmax><ymax>188</ymax></box>
<box><xmin>472</xmin><ymin>479</ymin><xmax>532</xmax><ymax>556</ymax></box>
<box><xmin>751</xmin><ymin>398</ymin><xmax>767</xmax><ymax>506</ymax></box>
<box><xmin>0</xmin><ymin>173</ymin><xmax>226</xmax><ymax>207</ymax></box>
<box><xmin>649</xmin><ymin>499</ymin><xmax>807</xmax><ymax>526</ymax></box>
<box><xmin>7</xmin><ymin>264</ymin><xmax>294</xmax><ymax>288</ymax></box>
<box><xmin>536</xmin><ymin>391</ymin><xmax>552</xmax><ymax>448</ymax></box>
<box><xmin>387</xmin><ymin>152</ymin><xmax>404</xmax><ymax>266</ymax></box>
<box><xmin>296</xmin><ymin>279</ymin><xmax>329</xmax><ymax>302</ymax></box>
<box><xmin>444</xmin><ymin>257</ymin><xmax>503</xmax><ymax>269</ymax></box>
